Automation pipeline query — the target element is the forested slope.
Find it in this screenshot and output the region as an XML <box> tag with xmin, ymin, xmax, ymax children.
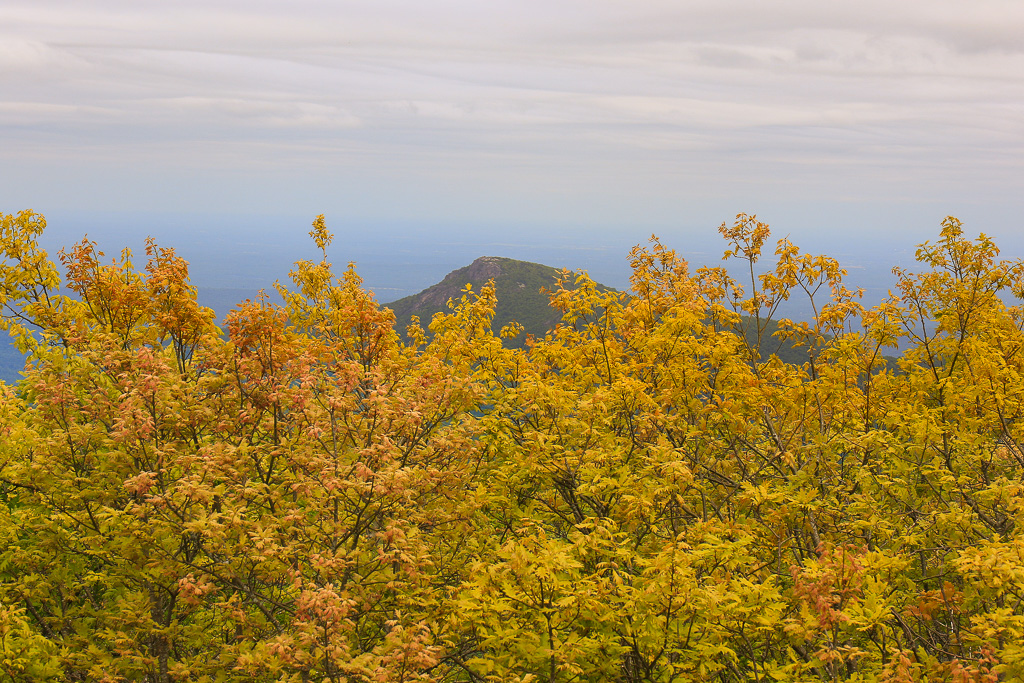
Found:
<box><xmin>1</xmin><ymin>209</ymin><xmax>1023</xmax><ymax>682</ymax></box>
<box><xmin>386</xmin><ymin>255</ymin><xmax>841</xmax><ymax>366</ymax></box>
<box><xmin>386</xmin><ymin>255</ymin><xmax>613</xmax><ymax>348</ymax></box>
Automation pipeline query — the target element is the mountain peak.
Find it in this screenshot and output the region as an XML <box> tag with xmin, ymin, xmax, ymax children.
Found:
<box><xmin>448</xmin><ymin>256</ymin><xmax>505</xmax><ymax>284</ymax></box>
<box><xmin>387</xmin><ymin>256</ymin><xmax>598</xmax><ymax>345</ymax></box>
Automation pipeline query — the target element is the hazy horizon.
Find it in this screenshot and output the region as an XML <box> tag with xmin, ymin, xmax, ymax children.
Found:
<box><xmin>32</xmin><ymin>207</ymin><xmax>995</xmax><ymax>310</ymax></box>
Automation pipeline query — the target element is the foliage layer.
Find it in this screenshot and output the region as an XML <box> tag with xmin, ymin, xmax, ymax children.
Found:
<box><xmin>2</xmin><ymin>209</ymin><xmax>1024</xmax><ymax>682</ymax></box>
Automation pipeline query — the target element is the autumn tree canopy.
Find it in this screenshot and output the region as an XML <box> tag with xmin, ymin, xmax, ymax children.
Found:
<box><xmin>2</xmin><ymin>208</ymin><xmax>1024</xmax><ymax>682</ymax></box>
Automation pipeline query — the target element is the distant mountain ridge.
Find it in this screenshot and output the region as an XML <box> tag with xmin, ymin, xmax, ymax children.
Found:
<box><xmin>386</xmin><ymin>256</ymin><xmax>838</xmax><ymax>365</ymax></box>
<box><xmin>386</xmin><ymin>256</ymin><xmax>595</xmax><ymax>345</ymax></box>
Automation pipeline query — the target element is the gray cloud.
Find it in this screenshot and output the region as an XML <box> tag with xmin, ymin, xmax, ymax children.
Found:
<box><xmin>1</xmin><ymin>0</ymin><xmax>1022</xmax><ymax>242</ymax></box>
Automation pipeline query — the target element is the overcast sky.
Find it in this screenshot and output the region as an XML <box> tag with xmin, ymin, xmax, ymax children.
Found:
<box><xmin>2</xmin><ymin>0</ymin><xmax>1023</xmax><ymax>255</ymax></box>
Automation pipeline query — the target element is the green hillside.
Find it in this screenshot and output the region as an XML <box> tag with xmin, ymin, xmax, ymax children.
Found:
<box><xmin>387</xmin><ymin>256</ymin><xmax>889</xmax><ymax>367</ymax></box>
<box><xmin>386</xmin><ymin>256</ymin><xmax>599</xmax><ymax>347</ymax></box>
<box><xmin>387</xmin><ymin>256</ymin><xmax>810</xmax><ymax>357</ymax></box>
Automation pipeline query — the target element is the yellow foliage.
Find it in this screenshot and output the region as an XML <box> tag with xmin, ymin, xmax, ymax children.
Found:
<box><xmin>1</xmin><ymin>211</ymin><xmax>1024</xmax><ymax>681</ymax></box>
